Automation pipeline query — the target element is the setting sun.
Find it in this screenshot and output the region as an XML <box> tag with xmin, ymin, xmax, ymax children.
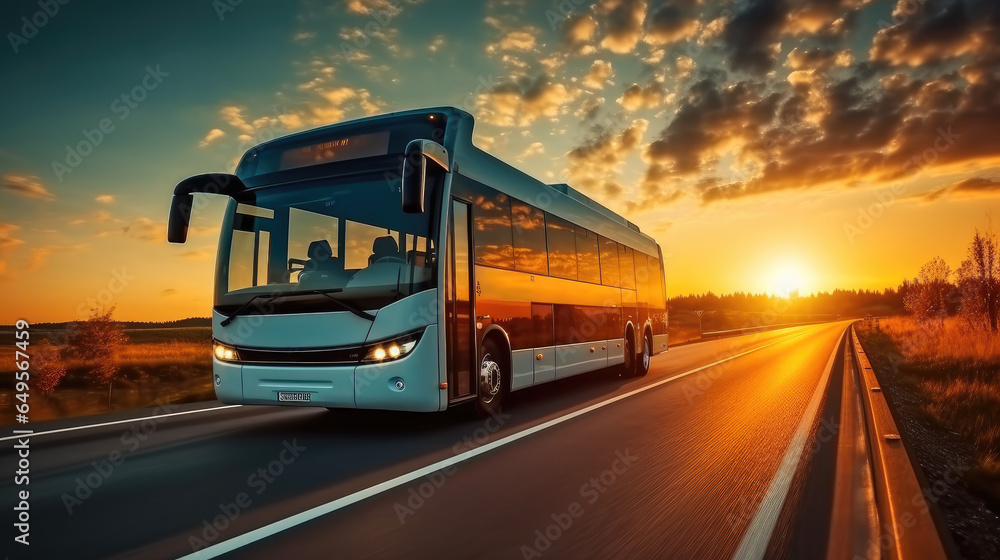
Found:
<box><xmin>769</xmin><ymin>262</ymin><xmax>809</xmax><ymax>298</ymax></box>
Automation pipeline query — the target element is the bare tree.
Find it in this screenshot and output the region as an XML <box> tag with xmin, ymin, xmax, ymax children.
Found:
<box><xmin>958</xmin><ymin>223</ymin><xmax>1000</xmax><ymax>332</ymax></box>
<box><xmin>905</xmin><ymin>256</ymin><xmax>952</xmax><ymax>324</ymax></box>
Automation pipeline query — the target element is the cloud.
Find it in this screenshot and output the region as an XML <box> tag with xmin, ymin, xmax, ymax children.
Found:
<box><xmin>180</xmin><ymin>246</ymin><xmax>215</xmax><ymax>261</ymax></box>
<box><xmin>428</xmin><ymin>35</ymin><xmax>445</xmax><ymax>52</ymax></box>
<box><xmin>645</xmin><ymin>3</ymin><xmax>700</xmax><ymax>46</ymax></box>
<box><xmin>520</xmin><ymin>142</ymin><xmax>545</xmax><ymax>159</ymax></box>
<box><xmin>723</xmin><ymin>0</ymin><xmax>870</xmax><ymax>74</ymax></box>
<box><xmin>598</xmin><ymin>0</ymin><xmax>647</xmax><ymax>54</ymax></box>
<box><xmin>583</xmin><ymin>60</ymin><xmax>614</xmax><ymax>89</ymax></box>
<box><xmin>3</xmin><ymin>174</ymin><xmax>54</xmax><ymax>200</ymax></box>
<box><xmin>293</xmin><ymin>31</ymin><xmax>316</xmax><ymax>44</ymax></box>
<box><xmin>309</xmin><ymin>87</ymin><xmax>383</xmax><ymax>125</ymax></box>
<box><xmin>345</xmin><ymin>0</ymin><xmax>421</xmax><ymax>17</ymax></box>
<box><xmin>487</xmin><ymin>29</ymin><xmax>538</xmax><ymax>54</ymax></box>
<box><xmin>617</xmin><ymin>81</ymin><xmax>668</xmax><ymax>111</ymax></box>
<box><xmin>121</xmin><ymin>217</ymin><xmax>166</xmax><ymax>242</ymax></box>
<box><xmin>161</xmin><ymin>288</ymin><xmax>178</xmax><ymax>296</ymax></box>
<box><xmin>475</xmin><ymin>74</ymin><xmax>576</xmax><ymax>126</ymax></box>
<box><xmin>562</xmin><ymin>14</ymin><xmax>598</xmax><ymax>53</ymax></box>
<box><xmin>914</xmin><ymin>177</ymin><xmax>1000</xmax><ymax>202</ymax></box>
<box><xmin>675</xmin><ymin>55</ymin><xmax>695</xmax><ymax>80</ymax></box>
<box><xmin>26</xmin><ymin>244</ymin><xmax>87</xmax><ymax>271</ymax></box>
<box><xmin>198</xmin><ymin>128</ymin><xmax>226</xmax><ymax>147</ymax></box>
<box><xmin>566</xmin><ymin>119</ymin><xmax>649</xmax><ymax>198</ymax></box>
<box><xmin>785</xmin><ymin>47</ymin><xmax>853</xmax><ymax>71</ymax></box>
<box><xmin>95</xmin><ymin>194</ymin><xmax>115</xmax><ymax>204</ymax></box>
<box><xmin>722</xmin><ymin>0</ymin><xmax>786</xmax><ymax>74</ymax></box>
<box><xmin>27</xmin><ymin>247</ymin><xmax>51</xmax><ymax>271</ymax></box>
<box><xmin>0</xmin><ymin>223</ymin><xmax>24</xmax><ymax>252</ymax></box>
<box><xmin>870</xmin><ymin>0</ymin><xmax>1000</xmax><ymax>66</ymax></box>
<box><xmin>644</xmin><ymin>78</ymin><xmax>781</xmax><ymax>176</ymax></box>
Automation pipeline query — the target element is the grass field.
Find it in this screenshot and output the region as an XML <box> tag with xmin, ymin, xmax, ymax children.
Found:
<box><xmin>857</xmin><ymin>316</ymin><xmax>1000</xmax><ymax>484</ymax></box>
<box><xmin>0</xmin><ymin>328</ymin><xmax>213</xmax><ymax>424</ymax></box>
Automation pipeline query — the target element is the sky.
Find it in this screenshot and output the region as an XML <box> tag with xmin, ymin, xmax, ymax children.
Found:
<box><xmin>0</xmin><ymin>0</ymin><xmax>998</xmax><ymax>322</ymax></box>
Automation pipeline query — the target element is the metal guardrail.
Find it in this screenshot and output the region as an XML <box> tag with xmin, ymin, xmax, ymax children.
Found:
<box><xmin>841</xmin><ymin>325</ymin><xmax>949</xmax><ymax>560</ymax></box>
<box><xmin>827</xmin><ymin>334</ymin><xmax>878</xmax><ymax>559</ymax></box>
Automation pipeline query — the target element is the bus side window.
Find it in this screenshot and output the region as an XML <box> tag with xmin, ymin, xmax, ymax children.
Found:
<box><xmin>620</xmin><ymin>244</ymin><xmax>636</xmax><ymax>290</ymax></box>
<box><xmin>473</xmin><ymin>190</ymin><xmax>514</xmax><ymax>269</ymax></box>
<box><xmin>576</xmin><ymin>228</ymin><xmax>601</xmax><ymax>284</ymax></box>
<box><xmin>635</xmin><ymin>252</ymin><xmax>650</xmax><ymax>310</ymax></box>
<box><xmin>599</xmin><ymin>236</ymin><xmax>620</xmax><ymax>287</ymax></box>
<box><xmin>510</xmin><ymin>199</ymin><xmax>548</xmax><ymax>274</ymax></box>
<box><xmin>545</xmin><ymin>214</ymin><xmax>577</xmax><ymax>280</ymax></box>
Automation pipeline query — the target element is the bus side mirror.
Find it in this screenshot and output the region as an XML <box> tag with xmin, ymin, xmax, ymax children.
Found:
<box><xmin>402</xmin><ymin>139</ymin><xmax>449</xmax><ymax>214</ymax></box>
<box><xmin>168</xmin><ymin>173</ymin><xmax>247</xmax><ymax>243</ymax></box>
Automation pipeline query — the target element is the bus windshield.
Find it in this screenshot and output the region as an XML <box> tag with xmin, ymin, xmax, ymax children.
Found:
<box><xmin>214</xmin><ymin>173</ymin><xmax>437</xmax><ymax>314</ymax></box>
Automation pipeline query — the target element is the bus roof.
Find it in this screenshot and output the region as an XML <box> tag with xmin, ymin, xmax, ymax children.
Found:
<box><xmin>243</xmin><ymin>106</ymin><xmax>660</xmax><ymax>257</ymax></box>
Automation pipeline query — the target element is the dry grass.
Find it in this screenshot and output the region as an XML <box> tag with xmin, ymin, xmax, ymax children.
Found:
<box><xmin>1</xmin><ymin>340</ymin><xmax>213</xmax><ymax>424</ymax></box>
<box><xmin>876</xmin><ymin>316</ymin><xmax>1000</xmax><ymax>366</ymax></box>
<box><xmin>859</xmin><ymin>316</ymin><xmax>1000</xmax><ymax>477</ymax></box>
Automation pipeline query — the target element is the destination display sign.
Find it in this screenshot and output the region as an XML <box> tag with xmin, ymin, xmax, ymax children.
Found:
<box><xmin>277</xmin><ymin>130</ymin><xmax>390</xmax><ymax>171</ymax></box>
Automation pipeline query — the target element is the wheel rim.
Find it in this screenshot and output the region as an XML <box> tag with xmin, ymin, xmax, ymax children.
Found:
<box><xmin>480</xmin><ymin>353</ymin><xmax>501</xmax><ymax>404</ymax></box>
<box><xmin>642</xmin><ymin>338</ymin><xmax>651</xmax><ymax>370</ymax></box>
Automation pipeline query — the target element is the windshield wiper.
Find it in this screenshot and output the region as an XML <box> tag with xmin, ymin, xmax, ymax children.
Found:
<box><xmin>220</xmin><ymin>293</ymin><xmax>285</xmax><ymax>327</ymax></box>
<box><xmin>219</xmin><ymin>288</ymin><xmax>376</xmax><ymax>326</ymax></box>
<box><xmin>307</xmin><ymin>289</ymin><xmax>376</xmax><ymax>322</ymax></box>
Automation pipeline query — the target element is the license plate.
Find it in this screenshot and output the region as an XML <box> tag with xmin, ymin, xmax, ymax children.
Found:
<box><xmin>277</xmin><ymin>392</ymin><xmax>311</xmax><ymax>403</ymax></box>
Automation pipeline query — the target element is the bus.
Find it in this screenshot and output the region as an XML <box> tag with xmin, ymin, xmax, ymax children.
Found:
<box><xmin>167</xmin><ymin>106</ymin><xmax>667</xmax><ymax>416</ymax></box>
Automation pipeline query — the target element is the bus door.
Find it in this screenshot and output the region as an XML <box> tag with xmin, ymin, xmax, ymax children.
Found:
<box><xmin>445</xmin><ymin>199</ymin><xmax>476</xmax><ymax>401</ymax></box>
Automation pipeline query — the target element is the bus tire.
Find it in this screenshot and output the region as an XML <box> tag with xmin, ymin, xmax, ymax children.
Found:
<box><xmin>475</xmin><ymin>338</ymin><xmax>506</xmax><ymax>418</ymax></box>
<box><xmin>636</xmin><ymin>331</ymin><xmax>652</xmax><ymax>378</ymax></box>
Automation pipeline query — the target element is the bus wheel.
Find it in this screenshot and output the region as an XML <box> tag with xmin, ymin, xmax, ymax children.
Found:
<box><xmin>636</xmin><ymin>332</ymin><xmax>652</xmax><ymax>377</ymax></box>
<box><xmin>619</xmin><ymin>332</ymin><xmax>635</xmax><ymax>377</ymax></box>
<box><xmin>475</xmin><ymin>339</ymin><xmax>505</xmax><ymax>417</ymax></box>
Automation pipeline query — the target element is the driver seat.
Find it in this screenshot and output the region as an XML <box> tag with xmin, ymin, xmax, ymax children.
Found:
<box><xmin>369</xmin><ymin>236</ymin><xmax>399</xmax><ymax>265</ymax></box>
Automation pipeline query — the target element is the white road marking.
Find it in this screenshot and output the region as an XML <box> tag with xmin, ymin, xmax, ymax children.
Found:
<box><xmin>730</xmin><ymin>329</ymin><xmax>846</xmax><ymax>560</ymax></box>
<box><xmin>179</xmin><ymin>326</ymin><xmax>821</xmax><ymax>560</ymax></box>
<box><xmin>0</xmin><ymin>405</ymin><xmax>243</xmax><ymax>442</ymax></box>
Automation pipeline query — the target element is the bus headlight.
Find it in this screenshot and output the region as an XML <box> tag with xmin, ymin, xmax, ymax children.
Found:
<box><xmin>362</xmin><ymin>332</ymin><xmax>420</xmax><ymax>363</ymax></box>
<box><xmin>213</xmin><ymin>340</ymin><xmax>240</xmax><ymax>362</ymax></box>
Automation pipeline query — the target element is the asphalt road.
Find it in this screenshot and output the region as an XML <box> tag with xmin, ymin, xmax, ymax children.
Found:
<box><xmin>1</xmin><ymin>321</ymin><xmax>851</xmax><ymax>560</ymax></box>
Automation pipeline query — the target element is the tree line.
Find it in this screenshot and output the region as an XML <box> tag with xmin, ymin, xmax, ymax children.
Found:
<box><xmin>904</xmin><ymin>222</ymin><xmax>999</xmax><ymax>331</ymax></box>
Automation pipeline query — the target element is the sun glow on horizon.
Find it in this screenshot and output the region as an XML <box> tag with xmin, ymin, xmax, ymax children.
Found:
<box><xmin>768</xmin><ymin>261</ymin><xmax>810</xmax><ymax>299</ymax></box>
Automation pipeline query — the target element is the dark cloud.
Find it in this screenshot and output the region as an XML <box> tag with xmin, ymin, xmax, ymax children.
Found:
<box><xmin>688</xmin><ymin>67</ymin><xmax>1000</xmax><ymax>203</ymax></box>
<box><xmin>870</xmin><ymin>0</ymin><xmax>1000</xmax><ymax>66</ymax></box>
<box><xmin>722</xmin><ymin>0</ymin><xmax>788</xmax><ymax>74</ymax></box>
<box><xmin>644</xmin><ymin>78</ymin><xmax>781</xmax><ymax>174</ymax></box>
<box><xmin>645</xmin><ymin>2</ymin><xmax>699</xmax><ymax>46</ymax></box>
<box><xmin>597</xmin><ymin>0</ymin><xmax>647</xmax><ymax>54</ymax></box>
<box><xmin>723</xmin><ymin>0</ymin><xmax>871</xmax><ymax>74</ymax></box>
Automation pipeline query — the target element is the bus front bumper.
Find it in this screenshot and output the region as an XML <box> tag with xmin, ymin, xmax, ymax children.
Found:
<box><xmin>212</xmin><ymin>324</ymin><xmax>442</xmax><ymax>412</ymax></box>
